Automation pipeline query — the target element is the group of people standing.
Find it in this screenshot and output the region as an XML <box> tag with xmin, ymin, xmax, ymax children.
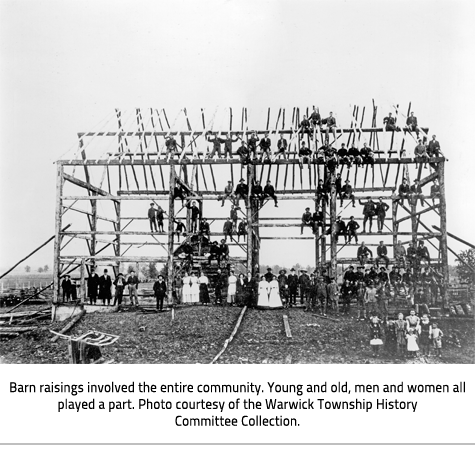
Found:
<box><xmin>62</xmin><ymin>268</ymin><xmax>141</xmax><ymax>311</ymax></box>
<box><xmin>369</xmin><ymin>309</ymin><xmax>444</xmax><ymax>358</ymax></box>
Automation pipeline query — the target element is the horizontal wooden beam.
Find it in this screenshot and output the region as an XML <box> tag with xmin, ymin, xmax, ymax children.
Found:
<box><xmin>77</xmin><ymin>127</ymin><xmax>429</xmax><ymax>138</ymax></box>
<box><xmin>117</xmin><ymin>187</ymin><xmax>394</xmax><ymax>195</ymax></box>
<box><xmin>62</xmin><ymin>205</ymin><xmax>118</xmax><ymax>223</ymax></box>
<box><xmin>57</xmin><ymin>157</ymin><xmax>445</xmax><ymax>167</ymax></box>
<box><xmin>63</xmin><ymin>173</ymin><xmax>114</xmax><ymax>198</ymax></box>
<box><xmin>395</xmin><ymin>203</ymin><xmax>440</xmax><ymax>225</ymax></box>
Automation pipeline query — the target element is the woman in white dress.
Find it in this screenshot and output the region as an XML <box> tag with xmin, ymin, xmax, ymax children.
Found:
<box><xmin>268</xmin><ymin>275</ymin><xmax>283</xmax><ymax>308</ymax></box>
<box><xmin>257</xmin><ymin>276</ymin><xmax>270</xmax><ymax>308</ymax></box>
<box><xmin>227</xmin><ymin>270</ymin><xmax>237</xmax><ymax>305</ymax></box>
<box><xmin>182</xmin><ymin>271</ymin><xmax>191</xmax><ymax>303</ymax></box>
<box><xmin>190</xmin><ymin>271</ymin><xmax>200</xmax><ymax>303</ymax></box>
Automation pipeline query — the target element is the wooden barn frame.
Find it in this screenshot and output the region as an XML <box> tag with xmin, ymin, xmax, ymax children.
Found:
<box><xmin>53</xmin><ymin>104</ymin><xmax>449</xmax><ymax>307</ymax></box>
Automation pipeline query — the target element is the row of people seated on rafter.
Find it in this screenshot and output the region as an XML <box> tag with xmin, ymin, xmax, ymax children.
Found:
<box><xmin>356</xmin><ymin>240</ymin><xmax>432</xmax><ymax>271</ymax></box>
<box><xmin>161</xmin><ymin>112</ymin><xmax>440</xmax><ymax>163</ymax></box>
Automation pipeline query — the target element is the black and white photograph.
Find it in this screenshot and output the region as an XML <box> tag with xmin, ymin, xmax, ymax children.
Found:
<box><xmin>0</xmin><ymin>0</ymin><xmax>473</xmax><ymax>367</ymax></box>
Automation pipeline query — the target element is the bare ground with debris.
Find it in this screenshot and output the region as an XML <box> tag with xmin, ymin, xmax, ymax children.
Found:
<box><xmin>0</xmin><ymin>304</ymin><xmax>473</xmax><ymax>364</ymax></box>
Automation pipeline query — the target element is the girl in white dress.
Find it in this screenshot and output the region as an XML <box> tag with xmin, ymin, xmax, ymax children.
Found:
<box><xmin>190</xmin><ymin>272</ymin><xmax>200</xmax><ymax>303</ymax></box>
<box><xmin>182</xmin><ymin>272</ymin><xmax>191</xmax><ymax>303</ymax></box>
<box><xmin>227</xmin><ymin>270</ymin><xmax>237</xmax><ymax>305</ymax></box>
<box><xmin>268</xmin><ymin>275</ymin><xmax>283</xmax><ymax>308</ymax></box>
<box><xmin>257</xmin><ymin>276</ymin><xmax>269</xmax><ymax>308</ymax></box>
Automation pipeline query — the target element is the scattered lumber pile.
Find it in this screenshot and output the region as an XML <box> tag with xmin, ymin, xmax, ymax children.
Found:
<box><xmin>0</xmin><ymin>308</ymin><xmax>52</xmax><ymax>338</ymax></box>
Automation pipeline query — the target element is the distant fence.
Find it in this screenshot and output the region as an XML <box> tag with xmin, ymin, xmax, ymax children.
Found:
<box><xmin>1</xmin><ymin>277</ymin><xmax>54</xmax><ymax>292</ymax></box>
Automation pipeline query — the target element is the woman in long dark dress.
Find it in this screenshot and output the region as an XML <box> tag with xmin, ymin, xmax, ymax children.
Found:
<box><xmin>198</xmin><ymin>271</ymin><xmax>210</xmax><ymax>304</ymax></box>
<box><xmin>236</xmin><ymin>273</ymin><xmax>247</xmax><ymax>306</ymax></box>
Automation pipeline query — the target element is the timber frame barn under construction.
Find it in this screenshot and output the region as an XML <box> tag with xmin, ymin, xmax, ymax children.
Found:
<box><xmin>53</xmin><ymin>104</ymin><xmax>449</xmax><ymax>307</ymax></box>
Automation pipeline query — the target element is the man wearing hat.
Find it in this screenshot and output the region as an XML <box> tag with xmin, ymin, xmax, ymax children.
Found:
<box><xmin>360</xmin><ymin>142</ymin><xmax>374</xmax><ymax>166</ymax></box>
<box><xmin>347</xmin><ymin>216</ymin><xmax>360</xmax><ymax>243</ymax></box>
<box><xmin>406</xmin><ymin>111</ymin><xmax>419</xmax><ymax>136</ymax></box>
<box><xmin>147</xmin><ymin>203</ymin><xmax>158</xmax><ymax>233</ymax></box>
<box><xmin>398</xmin><ymin>178</ymin><xmax>411</xmax><ymax>206</ymax></box>
<box><xmin>359</xmin><ymin>197</ymin><xmax>376</xmax><ymax>233</ymax></box>
<box><xmin>61</xmin><ymin>275</ymin><xmax>73</xmax><ymax>302</ymax></box>
<box><xmin>221</xmin><ymin>180</ymin><xmax>235</xmax><ymax>207</ymax></box>
<box><xmin>208</xmin><ymin>241</ymin><xmax>221</xmax><ymax>265</ymax></box>
<box><xmin>186</xmin><ymin>200</ymin><xmax>201</xmax><ymax>233</ymax></box>
<box><xmin>235</xmin><ymin>178</ymin><xmax>249</xmax><ymax>207</ymax></box>
<box><xmin>287</xmin><ymin>268</ymin><xmax>299</xmax><ymax>306</ymax></box>
<box><xmin>223</xmin><ymin>218</ymin><xmax>234</xmax><ymax>242</ymax></box>
<box><xmin>264</xmin><ymin>267</ymin><xmax>274</xmax><ymax>283</ymax></box>
<box><xmin>375</xmin><ymin>197</ymin><xmax>389</xmax><ymax>233</ymax></box>
<box><xmin>316</xmin><ymin>179</ymin><xmax>329</xmax><ymax>207</ymax></box>
<box><xmin>251</xmin><ymin>180</ymin><xmax>265</xmax><ymax>207</ymax></box>
<box><xmin>165</xmin><ymin>134</ymin><xmax>177</xmax><ymax>161</ymax></box>
<box><xmin>298</xmin><ymin>269</ymin><xmax>310</xmax><ymax>305</ymax></box>
<box><xmin>276</xmin><ymin>132</ymin><xmax>288</xmax><ymax>160</ymax></box>
<box><xmin>377</xmin><ymin>267</ymin><xmax>389</xmax><ymax>285</ymax></box>
<box><xmin>199</xmin><ymin>218</ymin><xmax>211</xmax><ymax>242</ymax></box>
<box><xmin>301</xmin><ymin>207</ymin><xmax>314</xmax><ymax>234</ymax></box>
<box><xmin>334</xmin><ymin>216</ymin><xmax>347</xmax><ymax>244</ymax></box>
<box><xmin>236</xmin><ymin>140</ymin><xmax>250</xmax><ymax>165</ymax></box>
<box><xmin>357</xmin><ymin>241</ymin><xmax>373</xmax><ymax>266</ymax></box>
<box><xmin>207</xmin><ymin>132</ymin><xmax>223</xmax><ymax>159</ymax></box>
<box><xmin>383</xmin><ymin>112</ymin><xmax>397</xmax><ymax>132</ymax></box>
<box><xmin>153</xmin><ymin>275</ymin><xmax>167</xmax><ymax>311</ymax></box>
<box><xmin>263</xmin><ymin>180</ymin><xmax>278</xmax><ymax>207</ymax></box>
<box><xmin>375</xmin><ymin>241</ymin><xmax>389</xmax><ymax>268</ymax></box>
<box><xmin>222</xmin><ymin>132</ymin><xmax>239</xmax><ymax>160</ymax></box>
<box><xmin>113</xmin><ymin>273</ymin><xmax>127</xmax><ymax>312</ymax></box>
<box><xmin>259</xmin><ymin>132</ymin><xmax>272</xmax><ymax>162</ymax></box>
<box><xmin>343</xmin><ymin>265</ymin><xmax>356</xmax><ymax>285</ymax></box>
<box><xmin>394</xmin><ymin>240</ymin><xmax>406</xmax><ymax>268</ymax></box>
<box><xmin>247</xmin><ymin>131</ymin><xmax>259</xmax><ymax>160</ymax></box>
<box><xmin>278</xmin><ymin>269</ymin><xmax>289</xmax><ymax>307</ymax></box>
<box><xmin>354</xmin><ymin>265</ymin><xmax>365</xmax><ymax>284</ymax></box>
<box><xmin>339</xmin><ymin>179</ymin><xmax>355</xmax><ymax>207</ymax></box>
<box><xmin>327</xmin><ymin>277</ymin><xmax>339</xmax><ymax>312</ymax></box>
<box><xmin>174</xmin><ymin>219</ymin><xmax>186</xmax><ymax>242</ymax></box>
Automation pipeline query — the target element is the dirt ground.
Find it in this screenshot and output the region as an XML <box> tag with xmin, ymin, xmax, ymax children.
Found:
<box><xmin>0</xmin><ymin>304</ymin><xmax>473</xmax><ymax>364</ymax></box>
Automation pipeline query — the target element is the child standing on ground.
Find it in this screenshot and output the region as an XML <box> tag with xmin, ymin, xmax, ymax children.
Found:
<box><xmin>395</xmin><ymin>312</ymin><xmax>407</xmax><ymax>358</ymax></box>
<box><xmin>406</xmin><ymin>328</ymin><xmax>419</xmax><ymax>357</ymax></box>
<box><xmin>419</xmin><ymin>314</ymin><xmax>432</xmax><ymax>356</ymax></box>
<box><xmin>369</xmin><ymin>313</ymin><xmax>383</xmax><ymax>357</ymax></box>
<box><xmin>431</xmin><ymin>323</ymin><xmax>444</xmax><ymax>357</ymax></box>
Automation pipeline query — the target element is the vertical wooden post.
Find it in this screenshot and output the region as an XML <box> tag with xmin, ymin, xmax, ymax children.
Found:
<box><xmin>392</xmin><ymin>200</ymin><xmax>398</xmax><ymax>253</ymax></box>
<box><xmin>247</xmin><ymin>163</ymin><xmax>259</xmax><ymax>275</ymax></box>
<box><xmin>53</xmin><ymin>162</ymin><xmax>64</xmax><ymax>306</ymax></box>
<box><xmin>314</xmin><ymin>199</ymin><xmax>320</xmax><ymax>268</ymax></box>
<box><xmin>114</xmin><ymin>198</ymin><xmax>121</xmax><ymax>277</ymax></box>
<box><xmin>321</xmin><ymin>201</ymin><xmax>326</xmax><ymax>267</ymax></box>
<box><xmin>329</xmin><ymin>168</ymin><xmax>337</xmax><ymax>278</ymax></box>
<box><xmin>167</xmin><ymin>164</ymin><xmax>176</xmax><ymax>303</ymax></box>
<box><xmin>438</xmin><ymin>160</ymin><xmax>449</xmax><ymax>307</ymax></box>
<box><xmin>80</xmin><ymin>258</ymin><xmax>85</xmax><ymax>305</ymax></box>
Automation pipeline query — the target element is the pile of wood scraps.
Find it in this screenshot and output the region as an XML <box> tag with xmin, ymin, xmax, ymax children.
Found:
<box><xmin>0</xmin><ymin>308</ymin><xmax>52</xmax><ymax>338</ymax></box>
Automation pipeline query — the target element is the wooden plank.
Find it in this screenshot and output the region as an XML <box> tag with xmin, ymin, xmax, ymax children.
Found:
<box><xmin>283</xmin><ymin>315</ymin><xmax>292</xmax><ymax>338</ymax></box>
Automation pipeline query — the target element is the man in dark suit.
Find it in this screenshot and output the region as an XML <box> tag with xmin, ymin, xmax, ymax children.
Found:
<box><xmin>153</xmin><ymin>275</ymin><xmax>167</xmax><ymax>311</ymax></box>
<box><xmin>375</xmin><ymin>197</ymin><xmax>390</xmax><ymax>233</ymax></box>
<box><xmin>235</xmin><ymin>178</ymin><xmax>248</xmax><ymax>207</ymax></box>
<box><xmin>375</xmin><ymin>241</ymin><xmax>389</xmax><ymax>268</ymax></box>
<box><xmin>276</xmin><ymin>133</ymin><xmax>288</xmax><ymax>159</ymax></box>
<box><xmin>287</xmin><ymin>268</ymin><xmax>299</xmax><ymax>307</ymax></box>
<box><xmin>98</xmin><ymin>269</ymin><xmax>112</xmax><ymax>306</ymax></box>
<box><xmin>87</xmin><ymin>268</ymin><xmax>99</xmax><ymax>305</ymax></box>
<box><xmin>147</xmin><ymin>203</ymin><xmax>158</xmax><ymax>232</ymax></box>
<box><xmin>301</xmin><ymin>207</ymin><xmax>314</xmax><ymax>235</ymax></box>
<box><xmin>61</xmin><ymin>275</ymin><xmax>72</xmax><ymax>302</ymax></box>
<box><xmin>263</xmin><ymin>180</ymin><xmax>278</xmax><ymax>207</ymax></box>
<box><xmin>259</xmin><ymin>132</ymin><xmax>272</xmax><ymax>161</ymax></box>
<box><xmin>298</xmin><ymin>269</ymin><xmax>310</xmax><ymax>305</ymax></box>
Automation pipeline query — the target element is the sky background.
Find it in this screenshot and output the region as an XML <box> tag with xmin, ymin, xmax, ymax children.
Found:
<box><xmin>1</xmin><ymin>0</ymin><xmax>474</xmax><ymax>273</ymax></box>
